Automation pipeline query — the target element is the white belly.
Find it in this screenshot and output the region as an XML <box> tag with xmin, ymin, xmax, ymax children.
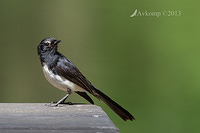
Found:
<box><xmin>42</xmin><ymin>64</ymin><xmax>86</xmax><ymax>92</ymax></box>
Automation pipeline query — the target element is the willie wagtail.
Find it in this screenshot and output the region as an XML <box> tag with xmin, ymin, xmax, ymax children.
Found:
<box><xmin>37</xmin><ymin>37</ymin><xmax>135</xmax><ymax>121</ymax></box>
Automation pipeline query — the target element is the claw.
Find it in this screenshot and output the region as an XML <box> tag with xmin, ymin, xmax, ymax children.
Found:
<box><xmin>44</xmin><ymin>103</ymin><xmax>63</xmax><ymax>107</ymax></box>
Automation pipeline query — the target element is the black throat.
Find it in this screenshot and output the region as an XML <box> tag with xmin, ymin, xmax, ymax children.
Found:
<box><xmin>39</xmin><ymin>49</ymin><xmax>60</xmax><ymax>74</ymax></box>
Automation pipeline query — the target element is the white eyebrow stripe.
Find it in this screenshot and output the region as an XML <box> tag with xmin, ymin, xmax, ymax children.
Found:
<box><xmin>45</xmin><ymin>40</ymin><xmax>51</xmax><ymax>44</ymax></box>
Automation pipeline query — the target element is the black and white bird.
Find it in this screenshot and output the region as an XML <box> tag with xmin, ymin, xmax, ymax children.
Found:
<box><xmin>37</xmin><ymin>37</ymin><xmax>135</xmax><ymax>121</ymax></box>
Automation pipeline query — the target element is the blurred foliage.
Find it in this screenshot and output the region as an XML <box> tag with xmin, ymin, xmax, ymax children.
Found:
<box><xmin>0</xmin><ymin>0</ymin><xmax>199</xmax><ymax>133</ymax></box>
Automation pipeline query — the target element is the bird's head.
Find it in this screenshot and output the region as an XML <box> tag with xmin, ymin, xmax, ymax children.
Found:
<box><xmin>37</xmin><ymin>37</ymin><xmax>61</xmax><ymax>55</ymax></box>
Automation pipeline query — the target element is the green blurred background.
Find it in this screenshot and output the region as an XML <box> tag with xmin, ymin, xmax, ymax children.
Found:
<box><xmin>0</xmin><ymin>0</ymin><xmax>199</xmax><ymax>133</ymax></box>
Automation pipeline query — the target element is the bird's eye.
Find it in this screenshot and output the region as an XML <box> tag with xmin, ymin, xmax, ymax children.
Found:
<box><xmin>52</xmin><ymin>40</ymin><xmax>56</xmax><ymax>44</ymax></box>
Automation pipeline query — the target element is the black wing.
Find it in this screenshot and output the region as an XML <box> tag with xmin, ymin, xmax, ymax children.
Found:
<box><xmin>56</xmin><ymin>55</ymin><xmax>95</xmax><ymax>93</ymax></box>
<box><xmin>55</xmin><ymin>54</ymin><xmax>96</xmax><ymax>103</ymax></box>
<box><xmin>55</xmin><ymin>53</ymin><xmax>134</xmax><ymax>121</ymax></box>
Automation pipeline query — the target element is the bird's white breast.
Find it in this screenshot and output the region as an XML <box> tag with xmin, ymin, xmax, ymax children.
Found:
<box><xmin>42</xmin><ymin>64</ymin><xmax>86</xmax><ymax>92</ymax></box>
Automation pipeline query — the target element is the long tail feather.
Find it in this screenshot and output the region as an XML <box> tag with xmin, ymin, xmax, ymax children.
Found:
<box><xmin>76</xmin><ymin>92</ymin><xmax>94</xmax><ymax>104</ymax></box>
<box><xmin>92</xmin><ymin>88</ymin><xmax>135</xmax><ymax>121</ymax></box>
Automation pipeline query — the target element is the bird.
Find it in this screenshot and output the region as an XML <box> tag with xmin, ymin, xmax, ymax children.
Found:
<box><xmin>37</xmin><ymin>37</ymin><xmax>135</xmax><ymax>121</ymax></box>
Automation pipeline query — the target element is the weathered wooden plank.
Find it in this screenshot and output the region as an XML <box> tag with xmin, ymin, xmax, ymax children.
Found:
<box><xmin>0</xmin><ymin>103</ymin><xmax>119</xmax><ymax>133</ymax></box>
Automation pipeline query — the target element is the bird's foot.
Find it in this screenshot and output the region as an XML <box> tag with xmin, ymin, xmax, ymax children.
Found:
<box><xmin>44</xmin><ymin>101</ymin><xmax>73</xmax><ymax>107</ymax></box>
<box><xmin>44</xmin><ymin>102</ymin><xmax>63</xmax><ymax>107</ymax></box>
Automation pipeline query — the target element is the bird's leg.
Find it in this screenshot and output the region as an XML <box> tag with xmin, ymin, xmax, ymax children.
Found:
<box><xmin>45</xmin><ymin>88</ymin><xmax>72</xmax><ymax>107</ymax></box>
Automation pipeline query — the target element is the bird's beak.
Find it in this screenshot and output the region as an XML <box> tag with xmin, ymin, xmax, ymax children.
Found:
<box><xmin>54</xmin><ymin>40</ymin><xmax>61</xmax><ymax>45</ymax></box>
